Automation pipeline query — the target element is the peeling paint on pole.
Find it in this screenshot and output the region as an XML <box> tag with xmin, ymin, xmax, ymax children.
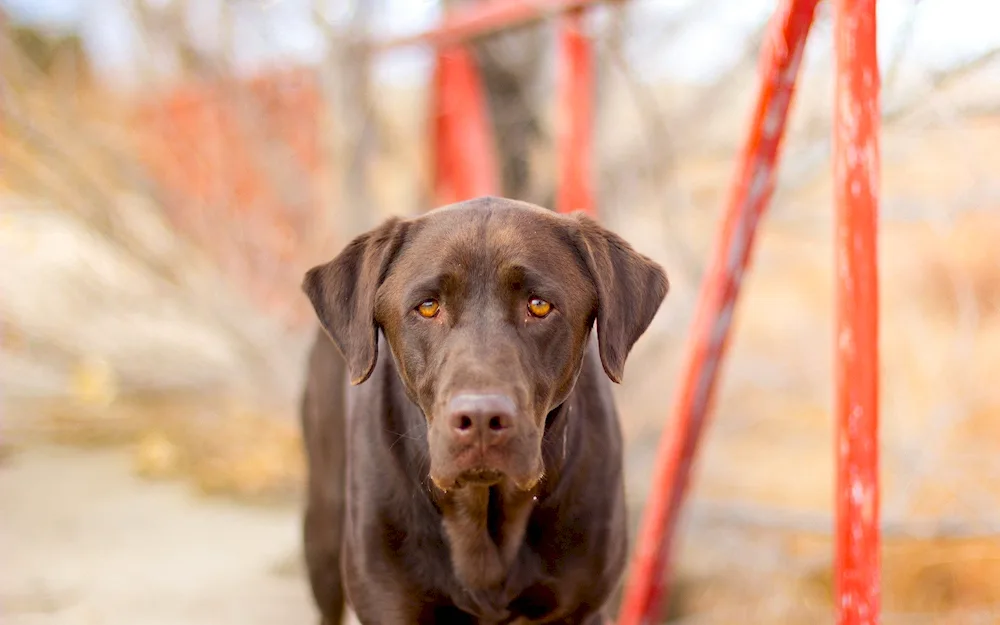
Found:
<box><xmin>833</xmin><ymin>1</ymin><xmax>881</xmax><ymax>624</ymax></box>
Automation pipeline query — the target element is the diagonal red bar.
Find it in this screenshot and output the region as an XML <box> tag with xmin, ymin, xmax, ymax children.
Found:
<box><xmin>376</xmin><ymin>0</ymin><xmax>608</xmax><ymax>51</ymax></box>
<box><xmin>615</xmin><ymin>1</ymin><xmax>821</xmax><ymax>623</ymax></box>
<box><xmin>833</xmin><ymin>1</ymin><xmax>881</xmax><ymax>624</ymax></box>
<box><xmin>430</xmin><ymin>46</ymin><xmax>500</xmax><ymax>206</ymax></box>
<box><xmin>555</xmin><ymin>8</ymin><xmax>595</xmax><ymax>217</ymax></box>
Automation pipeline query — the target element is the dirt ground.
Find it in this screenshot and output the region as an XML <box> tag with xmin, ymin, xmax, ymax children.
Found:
<box><xmin>0</xmin><ymin>444</ymin><xmax>348</xmax><ymax>625</ymax></box>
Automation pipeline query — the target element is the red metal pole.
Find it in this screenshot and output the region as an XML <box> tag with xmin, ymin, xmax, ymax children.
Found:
<box><xmin>430</xmin><ymin>46</ymin><xmax>500</xmax><ymax>206</ymax></box>
<box><xmin>833</xmin><ymin>0</ymin><xmax>881</xmax><ymax>623</ymax></box>
<box><xmin>615</xmin><ymin>1</ymin><xmax>821</xmax><ymax>623</ymax></box>
<box><xmin>431</xmin><ymin>49</ymin><xmax>457</xmax><ymax>204</ymax></box>
<box><xmin>555</xmin><ymin>8</ymin><xmax>595</xmax><ymax>217</ymax></box>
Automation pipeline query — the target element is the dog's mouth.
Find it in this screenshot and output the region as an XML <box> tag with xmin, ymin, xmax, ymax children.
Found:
<box><xmin>455</xmin><ymin>468</ymin><xmax>503</xmax><ymax>487</ymax></box>
<box><xmin>431</xmin><ymin>466</ymin><xmax>543</xmax><ymax>493</ymax></box>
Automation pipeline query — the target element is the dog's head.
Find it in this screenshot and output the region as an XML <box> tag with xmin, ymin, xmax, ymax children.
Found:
<box><xmin>303</xmin><ymin>197</ymin><xmax>668</xmax><ymax>492</ymax></box>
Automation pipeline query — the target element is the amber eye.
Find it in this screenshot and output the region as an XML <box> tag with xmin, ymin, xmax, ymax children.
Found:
<box><xmin>527</xmin><ymin>297</ymin><xmax>552</xmax><ymax>318</ymax></box>
<box><xmin>417</xmin><ymin>299</ymin><xmax>440</xmax><ymax>318</ymax></box>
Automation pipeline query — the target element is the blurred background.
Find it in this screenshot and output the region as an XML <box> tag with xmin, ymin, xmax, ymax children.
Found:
<box><xmin>3</xmin><ymin>0</ymin><xmax>1000</xmax><ymax>623</ymax></box>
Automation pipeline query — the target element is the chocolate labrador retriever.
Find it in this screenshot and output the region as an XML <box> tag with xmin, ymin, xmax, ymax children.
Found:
<box><xmin>300</xmin><ymin>196</ymin><xmax>668</xmax><ymax>624</ymax></box>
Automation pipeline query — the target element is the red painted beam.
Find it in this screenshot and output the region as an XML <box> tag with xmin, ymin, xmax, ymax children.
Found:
<box><xmin>375</xmin><ymin>0</ymin><xmax>609</xmax><ymax>51</ymax></box>
<box><xmin>430</xmin><ymin>46</ymin><xmax>500</xmax><ymax>205</ymax></box>
<box><xmin>833</xmin><ymin>0</ymin><xmax>881</xmax><ymax>623</ymax></box>
<box><xmin>615</xmin><ymin>1</ymin><xmax>821</xmax><ymax>623</ymax></box>
<box><xmin>555</xmin><ymin>8</ymin><xmax>595</xmax><ymax>216</ymax></box>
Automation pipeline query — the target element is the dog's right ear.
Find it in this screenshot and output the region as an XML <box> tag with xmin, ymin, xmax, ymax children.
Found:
<box><xmin>302</xmin><ymin>217</ymin><xmax>407</xmax><ymax>385</ymax></box>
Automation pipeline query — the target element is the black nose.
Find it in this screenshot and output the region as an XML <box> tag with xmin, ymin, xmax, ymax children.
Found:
<box><xmin>447</xmin><ymin>393</ymin><xmax>517</xmax><ymax>443</ymax></box>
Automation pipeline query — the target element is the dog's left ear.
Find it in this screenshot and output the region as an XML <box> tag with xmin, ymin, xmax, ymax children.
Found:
<box><xmin>570</xmin><ymin>212</ymin><xmax>669</xmax><ymax>384</ymax></box>
<box><xmin>302</xmin><ymin>217</ymin><xmax>407</xmax><ymax>385</ymax></box>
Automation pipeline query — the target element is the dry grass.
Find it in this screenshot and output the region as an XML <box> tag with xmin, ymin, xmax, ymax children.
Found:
<box><xmin>5</xmin><ymin>393</ymin><xmax>304</xmax><ymax>505</ymax></box>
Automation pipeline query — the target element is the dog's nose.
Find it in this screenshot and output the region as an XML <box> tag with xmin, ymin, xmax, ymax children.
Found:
<box><xmin>447</xmin><ymin>393</ymin><xmax>516</xmax><ymax>444</ymax></box>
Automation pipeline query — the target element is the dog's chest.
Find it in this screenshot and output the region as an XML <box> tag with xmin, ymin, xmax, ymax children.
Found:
<box><xmin>455</xmin><ymin>579</ymin><xmax>567</xmax><ymax>625</ymax></box>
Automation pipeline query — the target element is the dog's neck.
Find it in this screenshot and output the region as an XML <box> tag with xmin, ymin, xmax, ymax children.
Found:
<box><xmin>437</xmin><ymin>480</ymin><xmax>536</xmax><ymax>591</ymax></box>
<box><xmin>433</xmin><ymin>401</ymin><xmax>572</xmax><ymax>592</ymax></box>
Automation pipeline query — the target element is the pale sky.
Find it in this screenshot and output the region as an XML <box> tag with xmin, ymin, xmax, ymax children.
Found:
<box><xmin>5</xmin><ymin>0</ymin><xmax>1000</xmax><ymax>88</ymax></box>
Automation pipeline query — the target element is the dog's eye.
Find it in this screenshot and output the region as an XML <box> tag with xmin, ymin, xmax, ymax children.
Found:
<box><xmin>527</xmin><ymin>297</ymin><xmax>552</xmax><ymax>318</ymax></box>
<box><xmin>417</xmin><ymin>299</ymin><xmax>440</xmax><ymax>318</ymax></box>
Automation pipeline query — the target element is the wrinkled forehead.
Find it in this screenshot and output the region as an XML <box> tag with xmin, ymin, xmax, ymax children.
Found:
<box><xmin>390</xmin><ymin>206</ymin><xmax>592</xmax><ymax>299</ymax></box>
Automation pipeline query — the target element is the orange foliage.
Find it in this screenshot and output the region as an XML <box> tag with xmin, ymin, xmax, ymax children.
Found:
<box><xmin>133</xmin><ymin>67</ymin><xmax>328</xmax><ymax>328</ymax></box>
